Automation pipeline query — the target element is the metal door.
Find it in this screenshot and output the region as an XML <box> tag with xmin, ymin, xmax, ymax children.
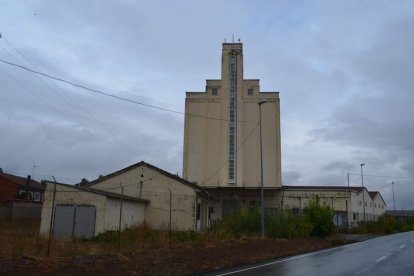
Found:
<box><xmin>53</xmin><ymin>205</ymin><xmax>96</xmax><ymax>239</ymax></box>
<box><xmin>53</xmin><ymin>205</ymin><xmax>75</xmax><ymax>239</ymax></box>
<box><xmin>73</xmin><ymin>205</ymin><xmax>96</xmax><ymax>238</ymax></box>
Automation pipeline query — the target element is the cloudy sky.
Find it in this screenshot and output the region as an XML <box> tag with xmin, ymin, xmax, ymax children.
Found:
<box><xmin>1</xmin><ymin>1</ymin><xmax>413</xmax><ymax>209</ymax></box>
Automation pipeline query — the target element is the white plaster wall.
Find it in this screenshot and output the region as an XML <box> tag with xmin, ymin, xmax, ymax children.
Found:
<box><xmin>90</xmin><ymin>165</ymin><xmax>199</xmax><ymax>230</ymax></box>
<box><xmin>104</xmin><ymin>198</ymin><xmax>145</xmax><ymax>231</ymax></box>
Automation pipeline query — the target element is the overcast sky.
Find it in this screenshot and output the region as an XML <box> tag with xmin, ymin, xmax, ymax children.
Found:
<box><xmin>1</xmin><ymin>1</ymin><xmax>413</xmax><ymax>209</ymax></box>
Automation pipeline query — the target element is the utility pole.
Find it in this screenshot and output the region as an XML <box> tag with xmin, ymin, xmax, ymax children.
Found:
<box><xmin>117</xmin><ymin>185</ymin><xmax>124</xmax><ymax>252</ymax></box>
<box><xmin>360</xmin><ymin>164</ymin><xmax>366</xmax><ymax>222</ymax></box>
<box><xmin>347</xmin><ymin>173</ymin><xmax>350</xmax><ymax>227</ymax></box>
<box><xmin>47</xmin><ymin>176</ymin><xmax>57</xmax><ymax>256</ymax></box>
<box><xmin>258</xmin><ymin>100</ymin><xmax>266</xmax><ymax>238</ymax></box>
<box><xmin>392</xmin><ymin>182</ymin><xmax>396</xmax><ymax>212</ymax></box>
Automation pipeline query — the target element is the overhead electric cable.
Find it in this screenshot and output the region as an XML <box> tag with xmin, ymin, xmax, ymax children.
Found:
<box><xmin>0</xmin><ymin>58</ymin><xmax>256</xmax><ymax>123</ymax></box>
<box><xmin>0</xmin><ymin>36</ymin><xmax>129</xmax><ymax>154</ymax></box>
<box><xmin>0</xmin><ymin>66</ymin><xmax>73</xmax><ymax>122</ymax></box>
<box><xmin>201</xmin><ymin>122</ymin><xmax>260</xmax><ymax>185</ymax></box>
<box><xmin>348</xmin><ymin>173</ymin><xmax>414</xmax><ymax>179</ymax></box>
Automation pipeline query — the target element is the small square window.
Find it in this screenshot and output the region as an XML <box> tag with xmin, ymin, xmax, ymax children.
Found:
<box><xmin>248</xmin><ymin>88</ymin><xmax>253</xmax><ymax>95</ymax></box>
<box><xmin>212</xmin><ymin>88</ymin><xmax>218</xmax><ymax>95</ymax></box>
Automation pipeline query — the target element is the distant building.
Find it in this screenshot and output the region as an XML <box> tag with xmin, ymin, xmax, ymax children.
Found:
<box><xmin>0</xmin><ymin>171</ymin><xmax>44</xmax><ymax>202</ymax></box>
<box><xmin>0</xmin><ymin>171</ymin><xmax>44</xmax><ymax>219</ymax></box>
<box><xmin>282</xmin><ymin>186</ymin><xmax>386</xmax><ymax>227</ymax></box>
<box><xmin>386</xmin><ymin>210</ymin><xmax>414</xmax><ymax>221</ymax></box>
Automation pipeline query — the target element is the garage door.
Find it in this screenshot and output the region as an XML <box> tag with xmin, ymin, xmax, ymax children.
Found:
<box><xmin>53</xmin><ymin>205</ymin><xmax>96</xmax><ymax>239</ymax></box>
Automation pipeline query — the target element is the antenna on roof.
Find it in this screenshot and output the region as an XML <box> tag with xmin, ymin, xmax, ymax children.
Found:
<box><xmin>238</xmin><ymin>38</ymin><xmax>241</xmax><ymax>42</ymax></box>
<box><xmin>32</xmin><ymin>161</ymin><xmax>38</xmax><ymax>179</ymax></box>
<box><xmin>232</xmin><ymin>34</ymin><xmax>234</xmax><ymax>43</ymax></box>
<box><xmin>224</xmin><ymin>38</ymin><xmax>226</xmax><ymax>43</ymax></box>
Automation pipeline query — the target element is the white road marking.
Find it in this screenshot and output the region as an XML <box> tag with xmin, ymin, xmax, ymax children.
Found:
<box><xmin>215</xmin><ymin>237</ymin><xmax>386</xmax><ymax>276</ymax></box>
<box><xmin>376</xmin><ymin>256</ymin><xmax>387</xmax><ymax>262</ymax></box>
<box><xmin>400</xmin><ymin>245</ymin><xmax>406</xmax><ymax>249</ymax></box>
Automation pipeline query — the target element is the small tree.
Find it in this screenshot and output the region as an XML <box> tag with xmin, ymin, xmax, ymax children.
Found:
<box><xmin>77</xmin><ymin>178</ymin><xmax>89</xmax><ymax>186</ymax></box>
<box><xmin>303</xmin><ymin>199</ymin><xmax>335</xmax><ymax>237</ymax></box>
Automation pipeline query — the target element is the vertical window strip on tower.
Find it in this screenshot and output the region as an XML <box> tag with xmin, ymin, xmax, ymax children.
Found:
<box><xmin>229</xmin><ymin>54</ymin><xmax>237</xmax><ymax>181</ymax></box>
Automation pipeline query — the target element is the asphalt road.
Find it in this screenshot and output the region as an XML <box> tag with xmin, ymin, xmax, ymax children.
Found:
<box><xmin>212</xmin><ymin>231</ymin><xmax>414</xmax><ymax>276</ymax></box>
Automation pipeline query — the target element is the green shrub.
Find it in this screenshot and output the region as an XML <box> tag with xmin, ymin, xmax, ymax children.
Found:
<box><xmin>303</xmin><ymin>199</ymin><xmax>335</xmax><ymax>237</ymax></box>
<box><xmin>214</xmin><ymin>203</ymin><xmax>334</xmax><ymax>239</ymax></box>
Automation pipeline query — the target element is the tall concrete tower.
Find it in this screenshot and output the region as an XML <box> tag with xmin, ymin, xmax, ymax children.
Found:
<box><xmin>183</xmin><ymin>43</ymin><xmax>281</xmax><ymax>189</ymax></box>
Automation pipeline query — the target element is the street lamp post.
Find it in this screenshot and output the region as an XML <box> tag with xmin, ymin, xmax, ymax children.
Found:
<box><xmin>360</xmin><ymin>163</ymin><xmax>366</xmax><ymax>222</ymax></box>
<box><xmin>392</xmin><ymin>182</ymin><xmax>396</xmax><ymax>212</ymax></box>
<box><xmin>258</xmin><ymin>100</ymin><xmax>266</xmax><ymax>239</ymax></box>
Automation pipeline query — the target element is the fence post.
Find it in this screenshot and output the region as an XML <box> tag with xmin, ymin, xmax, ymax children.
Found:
<box><xmin>166</xmin><ymin>188</ymin><xmax>172</xmax><ymax>246</ymax></box>
<box><xmin>207</xmin><ymin>192</ymin><xmax>210</xmax><ymax>242</ymax></box>
<box><xmin>117</xmin><ymin>185</ymin><xmax>124</xmax><ymax>252</ymax></box>
<box><xmin>8</xmin><ymin>199</ymin><xmax>13</xmax><ymax>220</ymax></box>
<box><xmin>47</xmin><ymin>177</ymin><xmax>57</xmax><ymax>257</ymax></box>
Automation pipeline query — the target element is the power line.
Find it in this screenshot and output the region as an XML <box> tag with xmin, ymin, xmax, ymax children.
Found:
<box><xmin>0</xmin><ymin>36</ymin><xmax>130</xmax><ymax>155</ymax></box>
<box><xmin>0</xmin><ymin>65</ymin><xmax>72</xmax><ymax>121</ymax></box>
<box><xmin>0</xmin><ymin>58</ymin><xmax>256</xmax><ymax>123</ymax></box>
<box><xmin>1</xmin><ymin>37</ymin><xmax>116</xmax><ymax>136</ymax></box>
<box><xmin>41</xmin><ymin>122</ymin><xmax>260</xmax><ymax>193</ymax></box>
<box><xmin>201</xmin><ymin>122</ymin><xmax>260</xmax><ymax>185</ymax></box>
<box><xmin>348</xmin><ymin>173</ymin><xmax>414</xmax><ymax>179</ymax></box>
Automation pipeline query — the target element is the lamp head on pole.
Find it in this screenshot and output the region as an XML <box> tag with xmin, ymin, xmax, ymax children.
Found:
<box><xmin>360</xmin><ymin>163</ymin><xmax>365</xmax><ymax>167</ymax></box>
<box><xmin>258</xmin><ymin>100</ymin><xmax>267</xmax><ymax>106</ymax></box>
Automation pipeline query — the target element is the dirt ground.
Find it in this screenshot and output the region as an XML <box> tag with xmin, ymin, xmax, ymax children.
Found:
<box><xmin>0</xmin><ymin>237</ymin><xmax>347</xmax><ymax>276</ymax></box>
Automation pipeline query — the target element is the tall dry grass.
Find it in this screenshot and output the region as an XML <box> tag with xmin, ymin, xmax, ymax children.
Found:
<box><xmin>0</xmin><ymin>219</ymin><xmax>214</xmax><ymax>258</ymax></box>
<box><xmin>0</xmin><ymin>218</ymin><xmax>46</xmax><ymax>258</ymax></box>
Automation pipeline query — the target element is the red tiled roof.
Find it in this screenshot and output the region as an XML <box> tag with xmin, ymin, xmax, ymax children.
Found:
<box><xmin>0</xmin><ymin>173</ymin><xmax>44</xmax><ymax>190</ymax></box>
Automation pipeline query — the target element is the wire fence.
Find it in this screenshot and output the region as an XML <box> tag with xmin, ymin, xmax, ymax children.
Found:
<box><xmin>0</xmin><ymin>177</ymin><xmax>392</xmax><ymax>259</ymax></box>
<box><xmin>0</xmin><ymin>181</ymin><xmax>211</xmax><ymax>258</ymax></box>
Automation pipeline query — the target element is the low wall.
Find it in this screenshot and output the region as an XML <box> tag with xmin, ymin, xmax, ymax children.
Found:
<box><xmin>0</xmin><ymin>200</ymin><xmax>42</xmax><ymax>219</ymax></box>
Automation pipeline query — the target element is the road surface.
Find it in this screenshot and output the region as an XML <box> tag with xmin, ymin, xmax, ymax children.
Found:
<box><xmin>211</xmin><ymin>231</ymin><xmax>414</xmax><ymax>276</ymax></box>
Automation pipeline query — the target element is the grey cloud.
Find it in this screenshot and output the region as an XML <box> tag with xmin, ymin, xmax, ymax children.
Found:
<box><xmin>1</xmin><ymin>0</ymin><xmax>414</xmax><ymax>208</ymax></box>
<box><xmin>282</xmin><ymin>171</ymin><xmax>302</xmax><ymax>185</ymax></box>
